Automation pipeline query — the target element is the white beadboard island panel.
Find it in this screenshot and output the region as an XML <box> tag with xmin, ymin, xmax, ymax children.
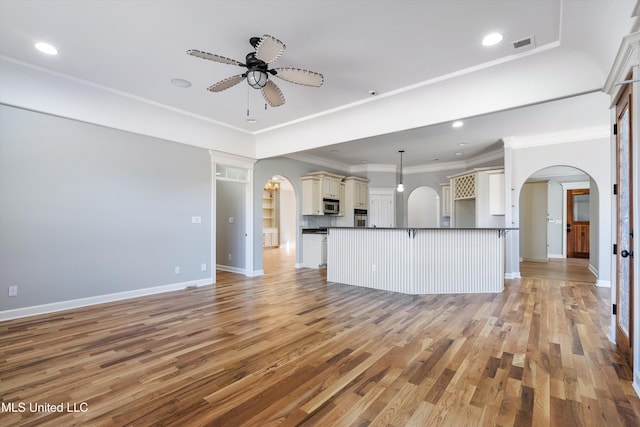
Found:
<box><xmin>327</xmin><ymin>228</ymin><xmax>513</xmax><ymax>295</ymax></box>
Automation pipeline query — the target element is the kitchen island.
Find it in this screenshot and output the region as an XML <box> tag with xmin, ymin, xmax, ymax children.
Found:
<box><xmin>326</xmin><ymin>227</ymin><xmax>515</xmax><ymax>295</ymax></box>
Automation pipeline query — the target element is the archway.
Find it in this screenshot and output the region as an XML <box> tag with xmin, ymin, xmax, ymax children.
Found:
<box><xmin>407</xmin><ymin>186</ymin><xmax>440</xmax><ymax>228</ymax></box>
<box><xmin>261</xmin><ymin>175</ymin><xmax>296</xmax><ymax>273</ymax></box>
<box><xmin>519</xmin><ymin>165</ymin><xmax>595</xmax><ymax>265</ymax></box>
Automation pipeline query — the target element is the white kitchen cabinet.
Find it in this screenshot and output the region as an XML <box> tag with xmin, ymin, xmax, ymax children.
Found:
<box><xmin>302</xmin><ymin>233</ymin><xmax>327</xmax><ymax>268</ymax></box>
<box><xmin>440</xmin><ymin>183</ymin><xmax>451</xmax><ymax>217</ymax></box>
<box><xmin>262</xmin><ymin>227</ymin><xmax>279</xmax><ymax>247</ymax></box>
<box><xmin>302</xmin><ymin>171</ymin><xmax>345</xmax><ymax>215</ymax></box>
<box><xmin>302</xmin><ymin>176</ymin><xmax>322</xmax><ymax>215</ymax></box>
<box><xmin>449</xmin><ymin>167</ymin><xmax>504</xmax><ymax>228</ymax></box>
<box><xmin>488</xmin><ymin>171</ymin><xmax>505</xmax><ymax>215</ymax></box>
<box><xmin>322</xmin><ymin>176</ymin><xmax>341</xmax><ymax>199</ymax></box>
<box><xmin>336</xmin><ymin>176</ymin><xmax>369</xmax><ymax>226</ymax></box>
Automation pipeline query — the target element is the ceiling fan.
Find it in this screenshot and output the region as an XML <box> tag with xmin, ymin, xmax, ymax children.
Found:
<box><xmin>187</xmin><ymin>35</ymin><xmax>324</xmax><ymax>107</ymax></box>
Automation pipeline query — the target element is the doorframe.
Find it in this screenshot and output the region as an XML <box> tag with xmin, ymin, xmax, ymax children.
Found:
<box><xmin>561</xmin><ymin>181</ymin><xmax>590</xmax><ymax>258</ymax></box>
<box><xmin>210</xmin><ymin>150</ymin><xmax>257</xmax><ymax>280</ymax></box>
<box><xmin>614</xmin><ymin>81</ymin><xmax>634</xmax><ymax>370</ymax></box>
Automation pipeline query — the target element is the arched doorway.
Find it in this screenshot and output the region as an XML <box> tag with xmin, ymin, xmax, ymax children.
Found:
<box><xmin>407</xmin><ymin>186</ymin><xmax>440</xmax><ymax>228</ymax></box>
<box><xmin>261</xmin><ymin>175</ymin><xmax>296</xmax><ymax>273</ymax></box>
<box><xmin>519</xmin><ymin>165</ymin><xmax>594</xmax><ymax>263</ymax></box>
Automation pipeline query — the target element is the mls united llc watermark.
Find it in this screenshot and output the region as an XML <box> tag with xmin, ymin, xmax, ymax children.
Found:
<box><xmin>2</xmin><ymin>401</ymin><xmax>89</xmax><ymax>413</ymax></box>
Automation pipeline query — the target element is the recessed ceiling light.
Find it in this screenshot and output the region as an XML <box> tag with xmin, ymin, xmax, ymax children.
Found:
<box><xmin>482</xmin><ymin>32</ymin><xmax>503</xmax><ymax>46</ymax></box>
<box><xmin>247</xmin><ymin>118</ymin><xmax>257</xmax><ymax>124</ymax></box>
<box><xmin>455</xmin><ymin>152</ymin><xmax>463</xmax><ymax>156</ymax></box>
<box><xmin>458</xmin><ymin>143</ymin><xmax>467</xmax><ymax>147</ymax></box>
<box><xmin>361</xmin><ymin>160</ymin><xmax>367</xmax><ymax>163</ymax></box>
<box><xmin>171</xmin><ymin>78</ymin><xmax>192</xmax><ymax>88</ymax></box>
<box><xmin>368</xmin><ymin>90</ymin><xmax>377</xmax><ymax>96</ymax></box>
<box><xmin>34</xmin><ymin>42</ymin><xmax>58</xmax><ymax>55</ymax></box>
<box><xmin>452</xmin><ymin>121</ymin><xmax>464</xmax><ymax>128</ymax></box>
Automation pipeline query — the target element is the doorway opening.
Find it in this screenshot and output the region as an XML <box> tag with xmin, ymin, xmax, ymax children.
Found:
<box><xmin>407</xmin><ymin>186</ymin><xmax>440</xmax><ymax>228</ymax></box>
<box><xmin>261</xmin><ymin>175</ymin><xmax>296</xmax><ymax>274</ymax></box>
<box><xmin>519</xmin><ymin>166</ymin><xmax>595</xmax><ymax>264</ymax></box>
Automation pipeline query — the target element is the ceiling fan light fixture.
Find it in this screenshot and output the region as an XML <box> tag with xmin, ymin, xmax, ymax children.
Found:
<box><xmin>246</xmin><ymin>70</ymin><xmax>268</xmax><ymax>89</ymax></box>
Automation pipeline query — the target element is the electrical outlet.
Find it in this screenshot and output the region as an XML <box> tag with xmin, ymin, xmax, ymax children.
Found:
<box><xmin>8</xmin><ymin>285</ymin><xmax>18</xmax><ymax>297</ymax></box>
<box><xmin>174</xmin><ymin>266</ymin><xmax>180</xmax><ymax>274</ymax></box>
<box><xmin>228</xmin><ymin>253</ymin><xmax>232</xmax><ymax>261</ymax></box>
<box><xmin>201</xmin><ymin>263</ymin><xmax>207</xmax><ymax>272</ymax></box>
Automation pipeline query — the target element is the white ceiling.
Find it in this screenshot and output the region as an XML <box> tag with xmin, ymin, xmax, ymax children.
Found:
<box><xmin>0</xmin><ymin>0</ymin><xmax>637</xmax><ymax>169</ymax></box>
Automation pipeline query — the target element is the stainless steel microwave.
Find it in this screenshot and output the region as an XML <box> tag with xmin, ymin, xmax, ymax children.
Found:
<box><xmin>323</xmin><ymin>198</ymin><xmax>339</xmax><ymax>215</ymax></box>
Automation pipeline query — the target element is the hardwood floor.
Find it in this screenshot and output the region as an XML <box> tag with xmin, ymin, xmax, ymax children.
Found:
<box><xmin>2</xmin><ymin>250</ymin><xmax>639</xmax><ymax>426</ymax></box>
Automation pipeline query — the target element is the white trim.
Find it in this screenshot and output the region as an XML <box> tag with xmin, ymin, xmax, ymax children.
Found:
<box><xmin>0</xmin><ymin>278</ymin><xmax>212</xmax><ymax>322</ymax></box>
<box><xmin>248</xmin><ymin>269</ymin><xmax>265</xmax><ymax>277</ymax></box>
<box><xmin>604</xmin><ymin>32</ymin><xmax>640</xmax><ymax>96</ymax></box>
<box><xmin>295</xmin><ymin>263</ymin><xmax>304</xmax><ymax>269</ymax></box>
<box><xmin>596</xmin><ymin>280</ymin><xmax>611</xmax><ymax>288</ymax></box>
<box><xmin>350</xmin><ymin>164</ymin><xmax>398</xmax><ymax>174</ymax></box>
<box><xmin>504</xmin><ymin>126</ymin><xmax>610</xmax><ymax>149</ymax></box>
<box><xmin>216</xmin><ymin>264</ymin><xmax>246</xmax><ymax>275</ymax></box>
<box><xmin>588</xmin><ymin>263</ymin><xmax>598</xmax><ymax>278</ymax></box>
<box><xmin>285</xmin><ymin>153</ymin><xmax>352</xmax><ymax>173</ymax></box>
<box><xmin>505</xmin><ymin>272</ymin><xmax>521</xmax><ymax>279</ymax></box>
<box><xmin>548</xmin><ymin>253</ymin><xmax>564</xmax><ymax>259</ymax></box>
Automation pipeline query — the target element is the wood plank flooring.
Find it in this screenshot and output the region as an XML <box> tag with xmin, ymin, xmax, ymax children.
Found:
<box><xmin>1</xmin><ymin>249</ymin><xmax>640</xmax><ymax>426</ymax></box>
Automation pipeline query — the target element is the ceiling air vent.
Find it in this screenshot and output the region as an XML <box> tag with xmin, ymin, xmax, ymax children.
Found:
<box><xmin>512</xmin><ymin>35</ymin><xmax>535</xmax><ymax>51</ymax></box>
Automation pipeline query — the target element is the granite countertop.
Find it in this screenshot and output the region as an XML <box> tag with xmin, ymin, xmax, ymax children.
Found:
<box><xmin>301</xmin><ymin>228</ymin><xmax>328</xmax><ymax>234</ymax></box>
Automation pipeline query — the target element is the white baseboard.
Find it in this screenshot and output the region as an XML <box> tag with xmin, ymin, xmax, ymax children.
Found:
<box><xmin>548</xmin><ymin>254</ymin><xmax>564</xmax><ymax>259</ymax></box>
<box><xmin>0</xmin><ymin>278</ymin><xmax>213</xmax><ymax>322</ymax></box>
<box><xmin>216</xmin><ymin>264</ymin><xmax>246</xmax><ymax>275</ymax></box>
<box><xmin>588</xmin><ymin>263</ymin><xmax>598</xmax><ymax>277</ymax></box>
<box><xmin>634</xmin><ymin>377</ymin><xmax>640</xmax><ymax>398</ymax></box>
<box><xmin>504</xmin><ymin>272</ymin><xmax>521</xmax><ymax>279</ymax></box>
<box><xmin>295</xmin><ymin>263</ymin><xmax>304</xmax><ymax>269</ymax></box>
<box><xmin>596</xmin><ymin>280</ymin><xmax>611</xmax><ymax>288</ymax></box>
<box><xmin>248</xmin><ymin>270</ymin><xmax>264</xmax><ymax>277</ymax></box>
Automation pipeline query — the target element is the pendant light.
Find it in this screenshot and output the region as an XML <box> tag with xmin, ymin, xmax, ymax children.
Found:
<box><xmin>396</xmin><ymin>150</ymin><xmax>405</xmax><ymax>192</ymax></box>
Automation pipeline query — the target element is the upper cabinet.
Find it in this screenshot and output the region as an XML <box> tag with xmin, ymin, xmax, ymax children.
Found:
<box><xmin>351</xmin><ymin>178</ymin><xmax>369</xmax><ymax>209</ymax></box>
<box><xmin>449</xmin><ymin>167</ymin><xmax>504</xmax><ymax>228</ymax></box>
<box><xmin>302</xmin><ymin>171</ymin><xmax>346</xmax><ymax>215</ymax></box>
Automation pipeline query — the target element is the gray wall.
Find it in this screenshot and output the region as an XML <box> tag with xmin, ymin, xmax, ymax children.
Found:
<box><xmin>0</xmin><ymin>105</ymin><xmax>212</xmax><ymax>311</ymax></box>
<box><xmin>216</xmin><ymin>180</ymin><xmax>246</xmax><ymax>269</ymax></box>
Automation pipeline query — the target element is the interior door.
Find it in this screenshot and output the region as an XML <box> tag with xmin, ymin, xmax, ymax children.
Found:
<box><xmin>616</xmin><ymin>83</ymin><xmax>633</xmax><ymax>368</ymax></box>
<box><xmin>520</xmin><ymin>181</ymin><xmax>548</xmax><ymax>262</ymax></box>
<box><xmin>566</xmin><ymin>189</ymin><xmax>590</xmax><ymax>258</ymax></box>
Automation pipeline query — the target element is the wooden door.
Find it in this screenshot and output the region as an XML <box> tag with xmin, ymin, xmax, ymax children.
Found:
<box><xmin>566</xmin><ymin>189</ymin><xmax>590</xmax><ymax>258</ymax></box>
<box><xmin>616</xmin><ymin>83</ymin><xmax>634</xmax><ymax>368</ymax></box>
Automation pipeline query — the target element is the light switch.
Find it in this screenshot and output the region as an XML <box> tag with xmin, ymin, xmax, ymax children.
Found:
<box><xmin>192</xmin><ymin>216</ymin><xmax>202</xmax><ymax>224</ymax></box>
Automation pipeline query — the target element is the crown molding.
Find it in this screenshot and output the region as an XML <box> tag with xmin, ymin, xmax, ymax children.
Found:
<box><xmin>503</xmin><ymin>126</ymin><xmax>609</xmax><ymax>149</ymax></box>
<box><xmin>210</xmin><ymin>150</ymin><xmax>257</xmax><ymax>168</ymax></box>
<box><xmin>284</xmin><ymin>153</ymin><xmax>352</xmax><ymax>173</ymax></box>
<box><xmin>603</xmin><ymin>31</ymin><xmax>640</xmax><ymax>96</ymax></box>
<box><xmin>350</xmin><ymin>164</ymin><xmax>398</xmax><ymax>174</ymax></box>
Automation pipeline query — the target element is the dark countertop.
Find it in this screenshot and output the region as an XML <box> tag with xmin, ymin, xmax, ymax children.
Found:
<box><xmin>302</xmin><ymin>228</ymin><xmax>328</xmax><ymax>234</ymax></box>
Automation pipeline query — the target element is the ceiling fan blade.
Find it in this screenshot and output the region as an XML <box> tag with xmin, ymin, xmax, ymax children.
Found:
<box><xmin>272</xmin><ymin>68</ymin><xmax>324</xmax><ymax>87</ymax></box>
<box><xmin>255</xmin><ymin>35</ymin><xmax>286</xmax><ymax>64</ymax></box>
<box><xmin>261</xmin><ymin>80</ymin><xmax>285</xmax><ymax>107</ymax></box>
<box><xmin>207</xmin><ymin>74</ymin><xmax>245</xmax><ymax>92</ymax></box>
<box><xmin>186</xmin><ymin>49</ymin><xmax>245</xmax><ymax>66</ymax></box>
